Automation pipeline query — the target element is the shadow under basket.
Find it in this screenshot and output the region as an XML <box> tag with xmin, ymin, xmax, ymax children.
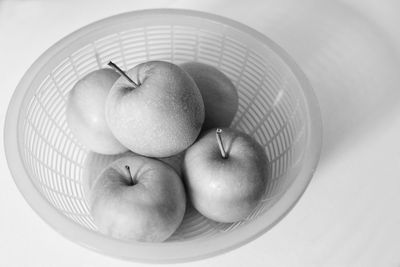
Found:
<box><xmin>4</xmin><ymin>9</ymin><xmax>322</xmax><ymax>263</ymax></box>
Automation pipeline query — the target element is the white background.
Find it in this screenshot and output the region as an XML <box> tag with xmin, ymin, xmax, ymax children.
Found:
<box><xmin>1</xmin><ymin>0</ymin><xmax>400</xmax><ymax>266</ymax></box>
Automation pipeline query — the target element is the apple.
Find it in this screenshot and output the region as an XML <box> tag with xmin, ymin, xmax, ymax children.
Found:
<box><xmin>105</xmin><ymin>61</ymin><xmax>204</xmax><ymax>157</ymax></box>
<box><xmin>180</xmin><ymin>62</ymin><xmax>238</xmax><ymax>130</ymax></box>
<box><xmin>82</xmin><ymin>151</ymin><xmax>184</xmax><ymax>202</ymax></box>
<box><xmin>66</xmin><ymin>68</ymin><xmax>127</xmax><ymax>155</ymax></box>
<box><xmin>82</xmin><ymin>151</ymin><xmax>132</xmax><ymax>201</ymax></box>
<box><xmin>89</xmin><ymin>155</ymin><xmax>186</xmax><ymax>242</ymax></box>
<box><xmin>183</xmin><ymin>128</ymin><xmax>268</xmax><ymax>223</ymax></box>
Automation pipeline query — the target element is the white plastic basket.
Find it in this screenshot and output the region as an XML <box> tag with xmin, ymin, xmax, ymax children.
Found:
<box><xmin>4</xmin><ymin>9</ymin><xmax>322</xmax><ymax>263</ymax></box>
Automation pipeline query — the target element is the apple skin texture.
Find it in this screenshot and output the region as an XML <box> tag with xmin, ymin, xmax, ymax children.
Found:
<box><xmin>66</xmin><ymin>69</ymin><xmax>127</xmax><ymax>155</ymax></box>
<box><xmin>82</xmin><ymin>151</ymin><xmax>133</xmax><ymax>201</ymax></box>
<box><xmin>82</xmin><ymin>151</ymin><xmax>184</xmax><ymax>202</ymax></box>
<box><xmin>106</xmin><ymin>61</ymin><xmax>205</xmax><ymax>157</ymax></box>
<box><xmin>89</xmin><ymin>155</ymin><xmax>186</xmax><ymax>242</ymax></box>
<box><xmin>183</xmin><ymin>128</ymin><xmax>268</xmax><ymax>223</ymax></box>
<box><xmin>180</xmin><ymin>62</ymin><xmax>238</xmax><ymax>130</ymax></box>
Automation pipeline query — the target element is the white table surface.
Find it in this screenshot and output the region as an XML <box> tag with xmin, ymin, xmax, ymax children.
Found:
<box><xmin>1</xmin><ymin>0</ymin><xmax>400</xmax><ymax>266</ymax></box>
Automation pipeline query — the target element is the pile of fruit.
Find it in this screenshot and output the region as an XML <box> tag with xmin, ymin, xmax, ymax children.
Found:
<box><xmin>67</xmin><ymin>60</ymin><xmax>269</xmax><ymax>242</ymax></box>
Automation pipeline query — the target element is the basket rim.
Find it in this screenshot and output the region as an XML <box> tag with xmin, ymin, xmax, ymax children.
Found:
<box><xmin>3</xmin><ymin>8</ymin><xmax>323</xmax><ymax>263</ymax></box>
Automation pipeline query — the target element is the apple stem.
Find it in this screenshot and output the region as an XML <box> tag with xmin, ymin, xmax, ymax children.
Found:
<box><xmin>125</xmin><ymin>165</ymin><xmax>136</xmax><ymax>185</ymax></box>
<box><xmin>216</xmin><ymin>128</ymin><xmax>228</xmax><ymax>159</ymax></box>
<box><xmin>108</xmin><ymin>61</ymin><xmax>139</xmax><ymax>88</ymax></box>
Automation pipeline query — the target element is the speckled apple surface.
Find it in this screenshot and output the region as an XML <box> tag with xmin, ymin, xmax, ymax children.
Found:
<box><xmin>106</xmin><ymin>61</ymin><xmax>205</xmax><ymax>157</ymax></box>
